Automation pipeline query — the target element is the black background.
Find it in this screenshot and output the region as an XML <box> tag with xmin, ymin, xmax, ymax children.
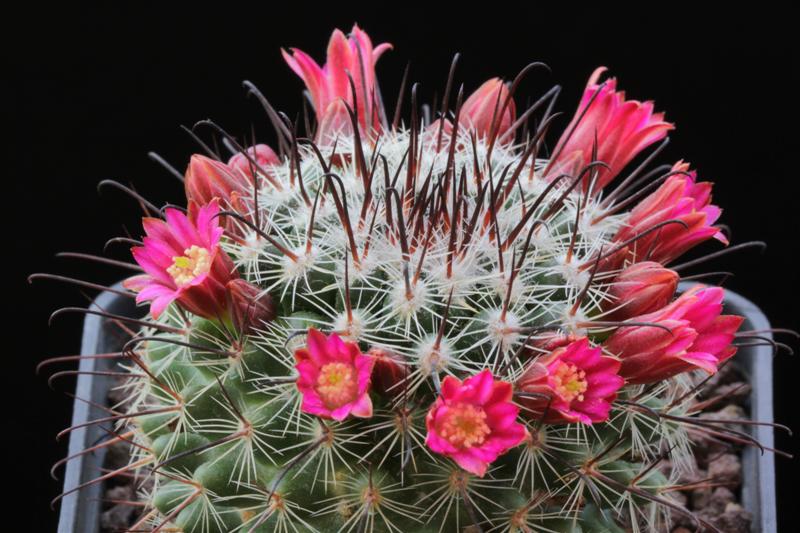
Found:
<box><xmin>7</xmin><ymin>5</ymin><xmax>798</xmax><ymax>531</ymax></box>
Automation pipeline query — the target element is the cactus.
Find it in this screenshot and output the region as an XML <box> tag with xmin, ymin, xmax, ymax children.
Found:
<box><xmin>38</xmin><ymin>24</ymin><xmax>788</xmax><ymax>533</ymax></box>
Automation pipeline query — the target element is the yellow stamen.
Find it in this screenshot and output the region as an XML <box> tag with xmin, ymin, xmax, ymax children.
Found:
<box><xmin>167</xmin><ymin>245</ymin><xmax>211</xmax><ymax>287</ymax></box>
<box><xmin>316</xmin><ymin>362</ymin><xmax>358</xmax><ymax>409</ymax></box>
<box><xmin>439</xmin><ymin>402</ymin><xmax>491</xmax><ymax>449</ymax></box>
<box><xmin>550</xmin><ymin>361</ymin><xmax>588</xmax><ymax>403</ymax></box>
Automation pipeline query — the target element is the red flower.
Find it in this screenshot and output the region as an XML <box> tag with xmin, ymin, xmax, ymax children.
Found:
<box><xmin>427</xmin><ymin>78</ymin><xmax>516</xmax><ymax>149</ymax></box>
<box><xmin>226</xmin><ymin>278</ymin><xmax>276</xmax><ymax>334</ymax></box>
<box><xmin>283</xmin><ymin>24</ymin><xmax>391</xmax><ymax>142</ymax></box>
<box><xmin>184</xmin><ymin>147</ymin><xmax>281</xmax><ymax>239</ymax></box>
<box><xmin>546</xmin><ymin>67</ymin><xmax>673</xmax><ymax>190</ymax></box>
<box><xmin>605</xmin><ymin>285</ymin><xmax>744</xmax><ymax>383</ymax></box>
<box><xmin>184</xmin><ymin>154</ymin><xmax>250</xmax><ymax>209</ymax></box>
<box><xmin>529</xmin><ymin>331</ymin><xmax>580</xmax><ymax>353</ymax></box>
<box><xmin>368</xmin><ymin>347</ymin><xmax>409</xmax><ymax>398</ymax></box>
<box><xmin>227</xmin><ymin>144</ymin><xmax>280</xmax><ymax>180</ymax></box>
<box><xmin>612</xmin><ymin>161</ymin><xmax>727</xmax><ymax>265</ymax></box>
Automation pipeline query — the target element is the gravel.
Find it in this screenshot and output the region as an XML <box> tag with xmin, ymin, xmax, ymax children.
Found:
<box><xmin>671</xmin><ymin>364</ymin><xmax>753</xmax><ymax>533</ymax></box>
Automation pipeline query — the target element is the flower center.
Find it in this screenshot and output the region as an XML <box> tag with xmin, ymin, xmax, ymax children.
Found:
<box><xmin>316</xmin><ymin>362</ymin><xmax>358</xmax><ymax>409</ymax></box>
<box><xmin>439</xmin><ymin>402</ymin><xmax>491</xmax><ymax>449</ymax></box>
<box><xmin>167</xmin><ymin>245</ymin><xmax>211</xmax><ymax>287</ymax></box>
<box><xmin>550</xmin><ymin>361</ymin><xmax>588</xmax><ymax>403</ymax></box>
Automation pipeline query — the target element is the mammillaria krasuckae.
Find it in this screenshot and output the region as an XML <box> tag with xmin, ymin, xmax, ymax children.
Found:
<box><xmin>37</xmin><ymin>23</ymin><xmax>788</xmax><ymax>532</ymax></box>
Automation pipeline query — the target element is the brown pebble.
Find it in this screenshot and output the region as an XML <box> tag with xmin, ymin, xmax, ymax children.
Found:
<box><xmin>672</xmin><ymin>490</ymin><xmax>688</xmax><ymax>507</ymax></box>
<box><xmin>713</xmin><ymin>503</ymin><xmax>752</xmax><ymax>533</ymax></box>
<box><xmin>708</xmin><ymin>487</ymin><xmax>736</xmax><ymax>514</ymax></box>
<box><xmin>708</xmin><ymin>454</ymin><xmax>742</xmax><ymax>487</ymax></box>
<box><xmin>691</xmin><ymin>405</ymin><xmax>747</xmax><ymax>465</ymax></box>
<box><xmin>702</xmin><ymin>363</ymin><xmax>740</xmax><ymax>390</ymax></box>
<box><xmin>104</xmin><ymin>440</ymin><xmax>132</xmax><ymax>472</ymax></box>
<box><xmin>713</xmin><ymin>382</ymin><xmax>751</xmax><ymax>404</ymax></box>
<box><xmin>671</xmin><ymin>511</ymin><xmax>697</xmax><ymax>529</ymax></box>
<box><xmin>100</xmin><ymin>485</ymin><xmax>136</xmax><ymax>530</ymax></box>
<box><xmin>691</xmin><ymin>486</ymin><xmax>712</xmax><ymax>510</ymax></box>
<box><xmin>105</xmin><ymin>485</ymin><xmax>131</xmax><ymax>500</ymax></box>
<box><xmin>701</xmin><ymin>404</ymin><xmax>746</xmax><ymax>422</ymax></box>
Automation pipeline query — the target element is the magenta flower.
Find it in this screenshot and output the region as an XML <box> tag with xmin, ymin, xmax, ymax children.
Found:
<box><xmin>124</xmin><ymin>200</ymin><xmax>237</xmax><ymax>320</ymax></box>
<box><xmin>605</xmin><ymin>285</ymin><xmax>744</xmax><ymax>384</ymax></box>
<box><xmin>546</xmin><ymin>67</ymin><xmax>673</xmax><ymax>190</ymax></box>
<box><xmin>516</xmin><ymin>338</ymin><xmax>623</xmax><ymax>425</ymax></box>
<box><xmin>425</xmin><ymin>370</ymin><xmax>527</xmax><ymax>477</ymax></box>
<box><xmin>294</xmin><ymin>329</ymin><xmax>375</xmax><ymax>421</ymax></box>
<box><xmin>283</xmin><ymin>24</ymin><xmax>391</xmax><ymax>142</ymax></box>
<box><xmin>612</xmin><ymin>160</ymin><xmax>728</xmax><ymax>266</ymax></box>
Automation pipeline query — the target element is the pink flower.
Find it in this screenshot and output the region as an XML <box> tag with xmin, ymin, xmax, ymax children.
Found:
<box><xmin>425</xmin><ymin>370</ymin><xmax>527</xmax><ymax>477</ymax></box>
<box><xmin>546</xmin><ymin>67</ymin><xmax>673</xmax><ymax>190</ymax></box>
<box><xmin>605</xmin><ymin>261</ymin><xmax>679</xmax><ymax>321</ymax></box>
<box><xmin>605</xmin><ymin>285</ymin><xmax>744</xmax><ymax>384</ymax></box>
<box><xmin>124</xmin><ymin>200</ymin><xmax>237</xmax><ymax>319</ymax></box>
<box><xmin>516</xmin><ymin>338</ymin><xmax>623</xmax><ymax>425</ymax></box>
<box><xmin>612</xmin><ymin>161</ymin><xmax>728</xmax><ymax>265</ymax></box>
<box><xmin>294</xmin><ymin>329</ymin><xmax>375</xmax><ymax>421</ymax></box>
<box><xmin>283</xmin><ymin>24</ymin><xmax>391</xmax><ymax>142</ymax></box>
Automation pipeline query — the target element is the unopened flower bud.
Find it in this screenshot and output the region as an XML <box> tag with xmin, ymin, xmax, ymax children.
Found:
<box><xmin>606</xmin><ymin>261</ymin><xmax>678</xmax><ymax>320</ymax></box>
<box><xmin>184</xmin><ymin>154</ymin><xmax>249</xmax><ymax>207</ymax></box>
<box><xmin>226</xmin><ymin>279</ymin><xmax>276</xmax><ymax>333</ymax></box>
<box><xmin>282</xmin><ymin>24</ymin><xmax>391</xmax><ymax>143</ymax></box>
<box><xmin>604</xmin><ymin>286</ymin><xmax>743</xmax><ymax>383</ymax></box>
<box><xmin>368</xmin><ymin>347</ymin><xmax>409</xmax><ymax>397</ymax></box>
<box><xmin>530</xmin><ymin>331</ymin><xmax>580</xmax><ymax>353</ymax></box>
<box><xmin>461</xmin><ymin>78</ymin><xmax>515</xmax><ymax>140</ymax></box>
<box><xmin>607</xmin><ymin>161</ymin><xmax>727</xmax><ymax>267</ymax></box>
<box><xmin>544</xmin><ymin>67</ymin><xmax>673</xmax><ymax>191</ymax></box>
<box><xmin>227</xmin><ymin>144</ymin><xmax>280</xmax><ymax>179</ymax></box>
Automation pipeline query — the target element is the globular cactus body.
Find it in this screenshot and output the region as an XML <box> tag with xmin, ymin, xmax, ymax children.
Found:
<box><xmin>42</xmin><ymin>23</ymin><xmax>775</xmax><ymax>533</ymax></box>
